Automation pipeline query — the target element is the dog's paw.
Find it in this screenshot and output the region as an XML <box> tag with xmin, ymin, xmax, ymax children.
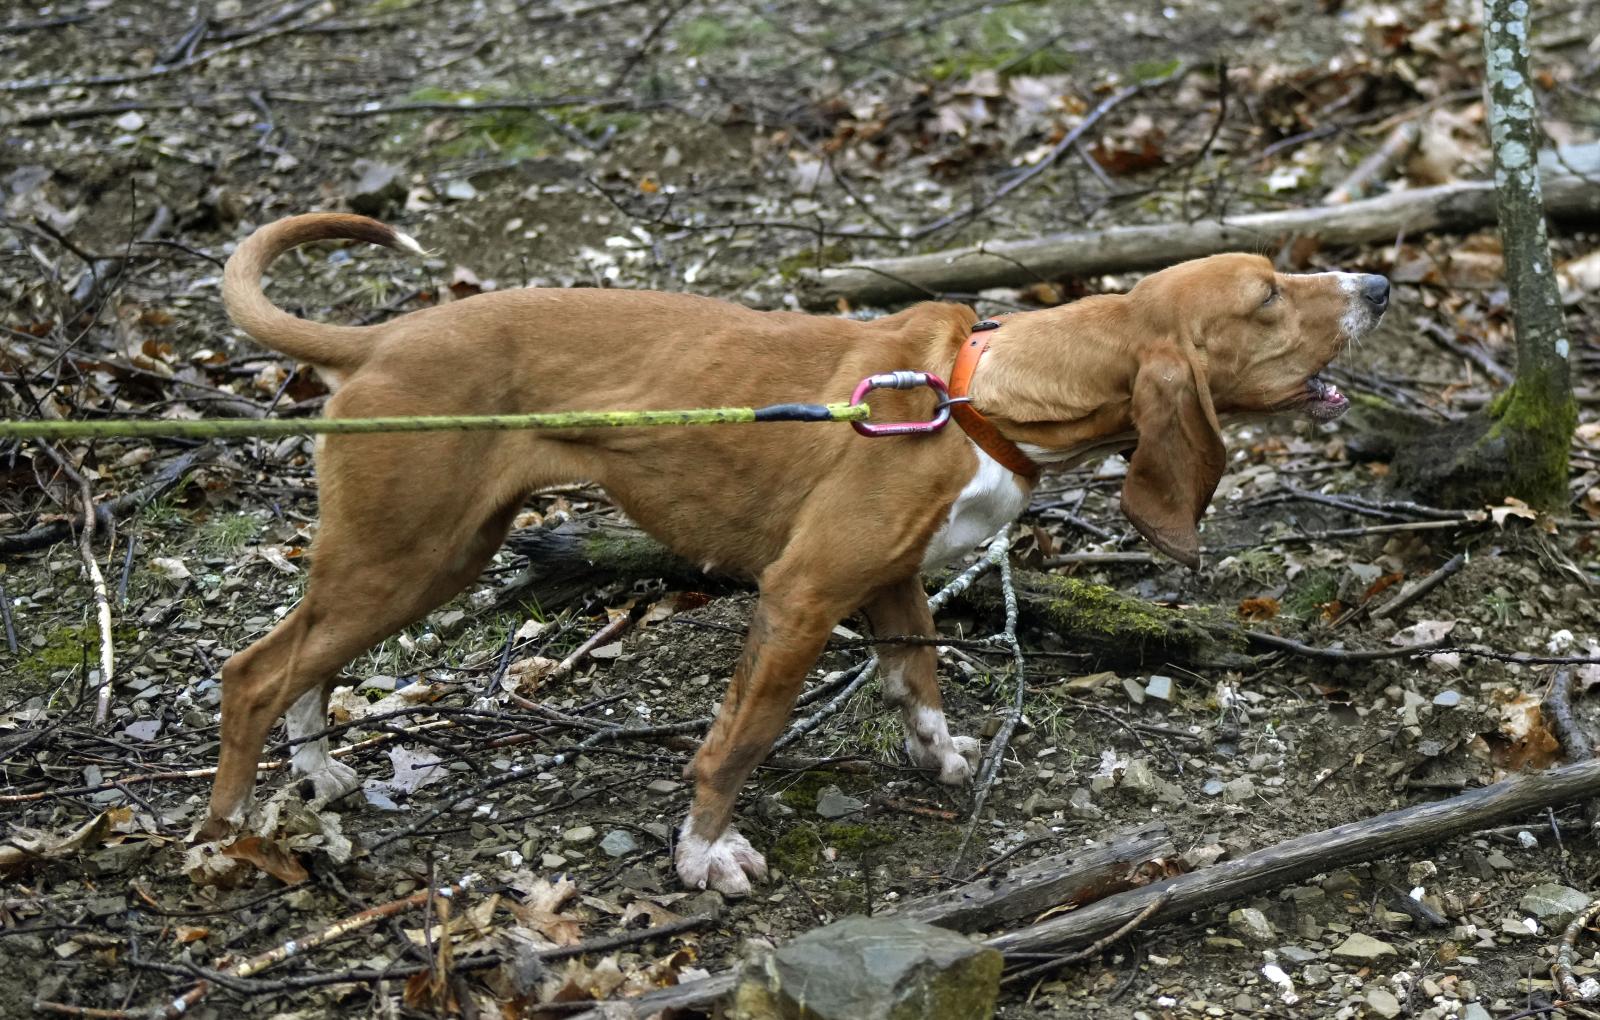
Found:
<box><xmin>298</xmin><ymin>759</ymin><xmax>361</xmax><ymax>804</ymax></box>
<box><xmin>904</xmin><ymin>707</ymin><xmax>982</xmax><ymax>786</ymax></box>
<box><xmin>193</xmin><ymin>814</ymin><xmax>240</xmax><ymax>844</ymax></box>
<box><xmin>675</xmin><ymin>827</ymin><xmax>767</xmax><ymax>897</ymax></box>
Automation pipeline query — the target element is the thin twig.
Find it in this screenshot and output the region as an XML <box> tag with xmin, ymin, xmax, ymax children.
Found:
<box><xmin>905</xmin><ymin>65</ymin><xmax>1188</xmax><ymax>240</ymax></box>
<box><xmin>1370</xmin><ymin>551</ymin><xmax>1469</xmax><ymax>620</ymax></box>
<box><xmin>953</xmin><ymin>526</ymin><xmax>1022</xmax><ymax>873</ymax></box>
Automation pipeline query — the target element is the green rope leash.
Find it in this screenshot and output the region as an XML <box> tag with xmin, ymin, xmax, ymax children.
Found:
<box><xmin>0</xmin><ymin>402</ymin><xmax>871</xmax><ymax>442</ymax></box>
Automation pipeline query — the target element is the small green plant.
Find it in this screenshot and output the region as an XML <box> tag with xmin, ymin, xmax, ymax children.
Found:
<box><xmin>196</xmin><ymin>512</ymin><xmax>258</xmax><ymax>555</ymax></box>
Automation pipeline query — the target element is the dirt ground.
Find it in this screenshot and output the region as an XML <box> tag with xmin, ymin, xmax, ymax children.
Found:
<box><xmin>4</xmin><ymin>0</ymin><xmax>1600</xmax><ymax>1017</ymax></box>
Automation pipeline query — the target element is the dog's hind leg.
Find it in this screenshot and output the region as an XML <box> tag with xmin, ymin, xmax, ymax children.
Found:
<box><xmin>863</xmin><ymin>575</ymin><xmax>980</xmax><ymax>785</ymax></box>
<box><xmin>199</xmin><ymin>464</ymin><xmax>522</xmax><ymax>841</ymax></box>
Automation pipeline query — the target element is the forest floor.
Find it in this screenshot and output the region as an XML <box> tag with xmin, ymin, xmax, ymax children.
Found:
<box><xmin>3</xmin><ymin>0</ymin><xmax>1600</xmax><ymax>1017</ymax></box>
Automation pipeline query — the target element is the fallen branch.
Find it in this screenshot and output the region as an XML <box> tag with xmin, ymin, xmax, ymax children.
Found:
<box><xmin>1370</xmin><ymin>551</ymin><xmax>1468</xmax><ymax>620</ymax></box>
<box><xmin>805</xmin><ymin>143</ymin><xmax>1600</xmax><ymax>306</ymax></box>
<box><xmin>895</xmin><ymin>821</ymin><xmax>1173</xmax><ymax>932</ymax></box>
<box><xmin>987</xmin><ymin>757</ymin><xmax>1600</xmax><ymax>957</ymax></box>
<box><xmin>505</xmin><ymin>517</ymin><xmax>1237</xmax><ymax>667</ymax></box>
<box><xmin>1321</xmin><ymin>121</ymin><xmax>1419</xmax><ymax>205</ymax></box>
<box><xmin>0</xmin><ymin>445</ymin><xmax>217</xmax><ymax>556</ymax></box>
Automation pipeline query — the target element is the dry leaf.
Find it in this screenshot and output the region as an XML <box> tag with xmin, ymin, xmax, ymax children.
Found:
<box><xmin>1237</xmin><ymin>596</ymin><xmax>1280</xmax><ymax>621</ymax></box>
<box><xmin>1390</xmin><ymin>619</ymin><xmax>1456</xmax><ymax>647</ymax></box>
<box><xmin>0</xmin><ymin>807</ymin><xmax>131</xmax><ymax>875</ymax></box>
<box><xmin>1490</xmin><ymin>497</ymin><xmax>1537</xmax><ymax>527</ymax></box>
<box><xmin>1361</xmin><ymin>571</ymin><xmax>1405</xmax><ymax>602</ymax></box>
<box><xmin>220</xmin><ymin>835</ymin><xmax>309</xmax><ymax>885</ymax></box>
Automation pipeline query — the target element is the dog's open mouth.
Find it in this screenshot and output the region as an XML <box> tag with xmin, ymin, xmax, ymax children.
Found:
<box><xmin>1304</xmin><ymin>373</ymin><xmax>1349</xmax><ymax>421</ymax></box>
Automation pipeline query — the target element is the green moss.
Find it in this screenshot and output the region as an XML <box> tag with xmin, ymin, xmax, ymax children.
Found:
<box><xmin>17</xmin><ymin>624</ymin><xmax>139</xmax><ymax>674</ymax></box>
<box><xmin>776</xmin><ymin>771</ymin><xmax>842</xmax><ymax>811</ymax></box>
<box><xmin>776</xmin><ymin>243</ymin><xmax>851</xmax><ymax>279</ymax></box>
<box><xmin>823</xmin><ymin>822</ymin><xmax>896</xmax><ymax>854</ymax></box>
<box><xmin>768</xmin><ymin>825</ymin><xmax>824</xmax><ymax>876</ymax></box>
<box><xmin>1282</xmin><ymin>569</ymin><xmax>1339</xmax><ymax>622</ymax></box>
<box><xmin>1039</xmin><ymin>575</ymin><xmax>1169</xmax><ymax>639</ymax></box>
<box><xmin>926</xmin><ymin>4</ymin><xmax>1079</xmax><ymax>79</ymax></box>
<box><xmin>674</xmin><ymin>16</ymin><xmax>732</xmax><ymax>54</ymax></box>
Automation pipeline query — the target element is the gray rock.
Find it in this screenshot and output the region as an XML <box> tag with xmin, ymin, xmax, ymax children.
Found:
<box><xmin>1122</xmin><ymin>676</ymin><xmax>1146</xmax><ymax>704</ymax></box>
<box><xmin>1067</xmin><ymin>787</ymin><xmax>1102</xmax><ymax>820</ymax></box>
<box><xmin>443</xmin><ymin>178</ymin><xmax>479</xmax><ymax>201</ymax></box>
<box><xmin>1122</xmin><ymin>758</ymin><xmax>1157</xmax><ymax>791</ymax></box>
<box><xmin>1432</xmin><ymin>689</ymin><xmax>1462</xmax><ymax>707</ymax></box>
<box><xmin>1518</xmin><ymin>883</ymin><xmax>1592</xmax><ymax>922</ymax></box>
<box><xmin>1202</xmin><ymin>778</ymin><xmax>1225</xmax><ymax>797</ymax></box>
<box><xmin>1330</xmin><ymin>933</ymin><xmax>1397</xmax><ymax>959</ymax></box>
<box><xmin>817</xmin><ymin>785</ymin><xmax>866</xmax><ymax>820</ymax></box>
<box><xmin>1020</xmin><ymin>790</ymin><xmax>1065</xmax><ymax>817</ymax></box>
<box><xmin>1460</xmin><ymin>1004</ymin><xmax>1492</xmax><ymax>1020</ymax></box>
<box><xmin>1227</xmin><ymin>907</ymin><xmax>1276</xmax><ymax>944</ymax></box>
<box><xmin>1276</xmin><ymin>944</ymin><xmax>1319</xmax><ymax>963</ymax></box>
<box><xmin>646</xmin><ymin>779</ymin><xmax>682</xmax><ymax>795</ymax></box>
<box><xmin>1144</xmin><ymin>675</ymin><xmax>1174</xmax><ymax>701</ymax></box>
<box><xmin>733</xmin><ymin>915</ymin><xmax>1001</xmax><ymax>1020</ymax></box>
<box><xmin>562</xmin><ymin>825</ymin><xmax>596</xmax><ymax>844</ymax></box>
<box><xmin>433</xmin><ymin>609</ymin><xmax>467</xmax><ymax>637</ymax></box>
<box><xmin>348</xmin><ymin>159</ymin><xmax>406</xmax><ymax>216</ymax></box>
<box><xmin>1222</xmin><ymin>776</ymin><xmax>1256</xmax><ymax>804</ymax></box>
<box><xmin>1365</xmin><ymin>987</ymin><xmax>1401</xmax><ymax>1019</ymax></box>
<box><xmin>600</xmin><ymin>829</ymin><xmax>638</xmax><ymax>858</ymax></box>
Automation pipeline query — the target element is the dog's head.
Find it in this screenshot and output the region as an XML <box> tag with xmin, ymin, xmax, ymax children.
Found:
<box><xmin>1116</xmin><ymin>253</ymin><xmax>1388</xmax><ymax>567</ymax></box>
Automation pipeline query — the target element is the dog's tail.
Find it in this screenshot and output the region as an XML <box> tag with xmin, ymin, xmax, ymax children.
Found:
<box><xmin>222</xmin><ymin>213</ymin><xmax>426</xmax><ymax>370</ymax></box>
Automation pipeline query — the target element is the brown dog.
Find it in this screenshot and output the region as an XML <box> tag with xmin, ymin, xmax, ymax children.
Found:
<box><xmin>201</xmin><ymin>213</ymin><xmax>1388</xmax><ymax>894</ymax></box>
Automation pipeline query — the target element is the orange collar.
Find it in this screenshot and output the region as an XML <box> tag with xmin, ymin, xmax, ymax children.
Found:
<box><xmin>948</xmin><ymin>320</ymin><xmax>1039</xmax><ymax>482</ymax></box>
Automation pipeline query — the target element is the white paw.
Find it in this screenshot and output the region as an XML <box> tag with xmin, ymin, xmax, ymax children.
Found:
<box><xmin>675</xmin><ymin>826</ymin><xmax>767</xmax><ymax>896</ymax></box>
<box><xmin>905</xmin><ymin>706</ymin><xmax>982</xmax><ymax>786</ymax></box>
<box><xmin>299</xmin><ymin>759</ymin><xmax>361</xmax><ymax>803</ymax></box>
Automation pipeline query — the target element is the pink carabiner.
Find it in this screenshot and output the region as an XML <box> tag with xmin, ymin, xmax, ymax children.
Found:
<box><xmin>849</xmin><ymin>371</ymin><xmax>953</xmax><ymax>436</ymax></box>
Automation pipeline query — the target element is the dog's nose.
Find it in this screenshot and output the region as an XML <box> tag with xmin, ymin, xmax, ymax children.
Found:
<box><xmin>1361</xmin><ymin>275</ymin><xmax>1390</xmax><ymax>308</ymax></box>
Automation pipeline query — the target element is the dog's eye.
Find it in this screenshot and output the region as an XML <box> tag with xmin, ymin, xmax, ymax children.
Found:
<box><xmin>1261</xmin><ymin>285</ymin><xmax>1279</xmax><ymax>307</ymax></box>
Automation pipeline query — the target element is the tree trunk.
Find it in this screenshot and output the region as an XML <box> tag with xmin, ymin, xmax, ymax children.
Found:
<box><xmin>1394</xmin><ymin>0</ymin><xmax>1577</xmax><ymax>508</ymax></box>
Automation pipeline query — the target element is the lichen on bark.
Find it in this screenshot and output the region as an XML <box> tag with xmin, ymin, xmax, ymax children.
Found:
<box><xmin>1395</xmin><ymin>0</ymin><xmax>1575</xmax><ymax>508</ymax></box>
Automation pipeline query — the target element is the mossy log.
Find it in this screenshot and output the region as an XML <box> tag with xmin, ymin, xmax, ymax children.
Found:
<box><xmin>504</xmin><ymin>517</ymin><xmax>1242</xmax><ymax>667</ymax></box>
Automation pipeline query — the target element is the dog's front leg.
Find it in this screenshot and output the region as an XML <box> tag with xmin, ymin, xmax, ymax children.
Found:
<box><xmin>864</xmin><ymin>576</ymin><xmax>981</xmax><ymax>784</ymax></box>
<box><xmin>675</xmin><ymin>568</ymin><xmax>857</xmax><ymax>896</ymax></box>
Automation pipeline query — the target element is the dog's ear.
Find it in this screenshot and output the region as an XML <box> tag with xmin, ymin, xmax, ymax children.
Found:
<box><xmin>1120</xmin><ymin>341</ymin><xmax>1224</xmax><ymax>570</ymax></box>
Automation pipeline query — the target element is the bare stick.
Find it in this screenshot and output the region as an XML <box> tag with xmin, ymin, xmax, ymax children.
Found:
<box><xmin>1</xmin><ymin>1</ymin><xmax>327</xmax><ymax>92</ymax></box>
<box><xmin>1543</xmin><ymin>670</ymin><xmax>1595</xmax><ymax>764</ymax></box>
<box><xmin>807</xmin><ymin>143</ymin><xmax>1600</xmax><ymax>305</ymax></box>
<box><xmin>904</xmin><ymin>67</ymin><xmax>1187</xmax><ymax>240</ymax></box>
<box><xmin>1553</xmin><ymin>897</ymin><xmax>1600</xmax><ymax>1001</ymax></box>
<box><xmin>77</xmin><ymin>471</ymin><xmax>116</xmax><ymax>726</ymax></box>
<box><xmin>1370</xmin><ymin>551</ymin><xmax>1469</xmax><ymax>620</ymax></box>
<box><xmin>1322</xmin><ymin>121</ymin><xmax>1420</xmax><ymax>205</ymax></box>
<box><xmin>953</xmin><ymin>527</ymin><xmax>1022</xmax><ymax>872</ymax></box>
<box><xmin>988</xmin><ymin>757</ymin><xmax>1600</xmax><ymax>957</ymax></box>
<box><xmin>555</xmin><ymin>612</ymin><xmax>634</xmax><ymax>676</ymax></box>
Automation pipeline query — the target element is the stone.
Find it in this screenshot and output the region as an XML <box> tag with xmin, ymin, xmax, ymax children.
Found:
<box><xmin>348</xmin><ymin>159</ymin><xmax>407</xmax><ymax>216</ymax></box>
<box><xmin>1122</xmin><ymin>758</ymin><xmax>1157</xmax><ymax>791</ymax></box>
<box><xmin>541</xmin><ymin>852</ymin><xmax>567</xmax><ymax>869</ymax></box>
<box><xmin>1330</xmin><ymin>933</ymin><xmax>1397</xmax><ymax>960</ymax></box>
<box><xmin>444</xmin><ymin>178</ymin><xmax>479</xmax><ymax>201</ymax></box>
<box><xmin>1365</xmin><ymin>988</ymin><xmax>1402</xmax><ymax>1018</ymax></box>
<box><xmin>433</xmin><ymin>609</ymin><xmax>467</xmax><ymax>636</ymax></box>
<box><xmin>1277</xmin><ymin>944</ymin><xmax>1319</xmax><ymax>964</ymax></box>
<box><xmin>1144</xmin><ymin>675</ymin><xmax>1174</xmax><ymax>701</ymax></box>
<box><xmin>1518</xmin><ymin>883</ymin><xmax>1592</xmax><ymax>923</ymax></box>
<box><xmin>1221</xmin><ymin>777</ymin><xmax>1255</xmax><ymax>804</ymax></box>
<box><xmin>646</xmin><ymin>779</ymin><xmax>682</xmax><ymax>795</ymax></box>
<box><xmin>562</xmin><ymin>825</ymin><xmax>596</xmax><ymax>844</ymax></box>
<box><xmin>816</xmin><ymin>785</ymin><xmax>865</xmax><ymax>819</ymax></box>
<box><xmin>1202</xmin><ymin>778</ymin><xmax>1225</xmax><ymax>797</ymax></box>
<box><xmin>732</xmin><ymin>915</ymin><xmax>1001</xmax><ymax>1020</ymax></box>
<box><xmin>1020</xmin><ymin>791</ymin><xmax>1065</xmax><ymax>817</ymax></box>
<box><xmin>1460</xmin><ymin>1005</ymin><xmax>1491</xmax><ymax>1020</ymax></box>
<box><xmin>1067</xmin><ymin>787</ymin><xmax>1102</xmax><ymax>820</ymax></box>
<box><xmin>114</xmin><ymin>111</ymin><xmax>145</xmax><ymax>132</ymax></box>
<box><xmin>1122</xmin><ymin>676</ymin><xmax>1146</xmax><ymax>704</ymax></box>
<box><xmin>1227</xmin><ymin>907</ymin><xmax>1276</xmax><ymax>944</ymax></box>
<box><xmin>600</xmin><ymin>829</ymin><xmax>638</xmax><ymax>857</ymax></box>
<box><xmin>1432</xmin><ymin>690</ymin><xmax>1462</xmax><ymax>707</ymax></box>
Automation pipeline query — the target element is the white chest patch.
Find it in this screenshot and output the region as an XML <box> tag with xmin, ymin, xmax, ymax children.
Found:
<box><xmin>921</xmin><ymin>443</ymin><xmax>1030</xmax><ymax>569</ymax></box>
